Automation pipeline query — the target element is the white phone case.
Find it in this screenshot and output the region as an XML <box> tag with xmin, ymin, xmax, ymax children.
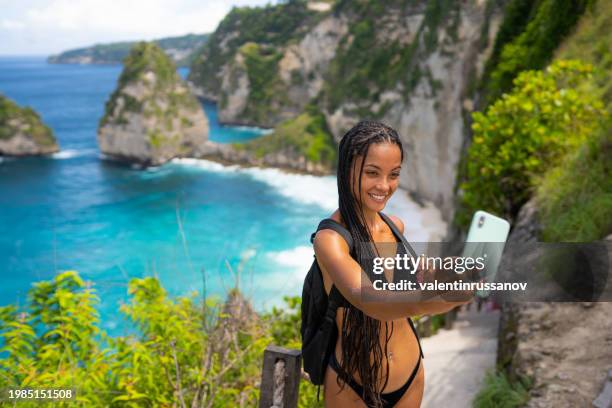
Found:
<box><xmin>462</xmin><ymin>210</ymin><xmax>510</xmax><ymax>297</ymax></box>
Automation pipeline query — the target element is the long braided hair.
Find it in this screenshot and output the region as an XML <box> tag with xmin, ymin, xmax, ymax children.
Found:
<box><xmin>335</xmin><ymin>120</ymin><xmax>404</xmax><ymax>407</ymax></box>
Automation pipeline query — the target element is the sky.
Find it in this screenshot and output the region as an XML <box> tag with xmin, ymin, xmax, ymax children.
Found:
<box><xmin>0</xmin><ymin>0</ymin><xmax>276</xmax><ymax>56</ymax></box>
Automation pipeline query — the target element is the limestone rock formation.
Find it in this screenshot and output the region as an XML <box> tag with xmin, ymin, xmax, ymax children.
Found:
<box><xmin>188</xmin><ymin>0</ymin><xmax>505</xmax><ymax>221</ymax></box>
<box><xmin>0</xmin><ymin>94</ymin><xmax>59</xmax><ymax>156</ymax></box>
<box><xmin>98</xmin><ymin>42</ymin><xmax>208</xmax><ymax>166</ymax></box>
<box><xmin>188</xmin><ymin>1</ymin><xmax>345</xmax><ymax>128</ymax></box>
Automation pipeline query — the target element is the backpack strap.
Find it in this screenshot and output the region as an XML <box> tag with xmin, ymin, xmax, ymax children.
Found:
<box><xmin>311</xmin><ymin>219</ymin><xmax>352</xmax><ymax>309</ymax></box>
<box><xmin>310</xmin><ymin>218</ymin><xmax>354</xmax><ymax>250</ymax></box>
<box><xmin>379</xmin><ymin>212</ymin><xmax>418</xmax><ymax>258</ymax></box>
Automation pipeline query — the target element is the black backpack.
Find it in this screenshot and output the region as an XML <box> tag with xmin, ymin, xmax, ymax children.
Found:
<box><xmin>300</xmin><ymin>212</ymin><xmax>423</xmax><ymax>399</ymax></box>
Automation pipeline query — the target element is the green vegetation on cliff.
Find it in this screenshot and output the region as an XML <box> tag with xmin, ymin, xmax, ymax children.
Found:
<box><xmin>234</xmin><ymin>42</ymin><xmax>287</xmax><ymax>124</ymax></box>
<box><xmin>536</xmin><ymin>123</ymin><xmax>611</xmax><ymax>241</ymax></box>
<box><xmin>479</xmin><ymin>0</ymin><xmax>593</xmax><ymax>106</ymax></box>
<box><xmin>0</xmin><ymin>94</ymin><xmax>57</xmax><ymax>148</ymax></box>
<box><xmin>457</xmin><ymin>60</ymin><xmax>606</xmax><ymax>226</ymax></box>
<box><xmin>188</xmin><ymin>0</ymin><xmax>325</xmax><ymax>97</ymax></box>
<box><xmin>100</xmin><ymin>42</ymin><xmax>199</xmax><ymax>129</ymax></box>
<box><xmin>323</xmin><ymin>0</ymin><xmax>461</xmax><ymax>113</ymax></box>
<box><xmin>48</xmin><ymin>33</ymin><xmax>210</xmax><ymax>66</ymax></box>
<box><xmin>555</xmin><ymin>0</ymin><xmax>612</xmax><ymax>110</ymax></box>
<box><xmin>534</xmin><ymin>0</ymin><xmax>612</xmax><ymax>241</ymax></box>
<box><xmin>233</xmin><ymin>105</ymin><xmax>336</xmax><ymax>171</ymax></box>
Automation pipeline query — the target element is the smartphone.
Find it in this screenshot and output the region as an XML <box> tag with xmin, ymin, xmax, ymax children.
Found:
<box><xmin>461</xmin><ymin>210</ymin><xmax>511</xmax><ymax>297</ymax></box>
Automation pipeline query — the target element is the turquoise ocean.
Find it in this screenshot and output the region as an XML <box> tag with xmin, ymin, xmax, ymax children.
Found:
<box><xmin>0</xmin><ymin>57</ymin><xmax>338</xmax><ymax>335</ymax></box>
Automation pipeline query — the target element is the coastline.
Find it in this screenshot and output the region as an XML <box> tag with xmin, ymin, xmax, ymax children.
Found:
<box><xmin>171</xmin><ymin>156</ymin><xmax>447</xmax><ymax>242</ymax></box>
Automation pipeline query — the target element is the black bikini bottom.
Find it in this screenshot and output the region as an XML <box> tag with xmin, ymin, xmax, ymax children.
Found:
<box><xmin>328</xmin><ymin>351</ymin><xmax>421</xmax><ymax>408</ymax></box>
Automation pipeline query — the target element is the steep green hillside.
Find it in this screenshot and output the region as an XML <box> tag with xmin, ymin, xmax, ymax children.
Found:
<box><xmin>535</xmin><ymin>0</ymin><xmax>612</xmax><ymax>241</ymax></box>
<box><xmin>323</xmin><ymin>0</ymin><xmax>462</xmax><ymax>114</ymax></box>
<box><xmin>479</xmin><ymin>0</ymin><xmax>592</xmax><ymax>106</ymax></box>
<box><xmin>232</xmin><ymin>104</ymin><xmax>336</xmax><ymax>172</ymax></box>
<box><xmin>188</xmin><ymin>0</ymin><xmax>326</xmax><ymax>96</ymax></box>
<box><xmin>456</xmin><ymin>0</ymin><xmax>605</xmax><ymax>230</ymax></box>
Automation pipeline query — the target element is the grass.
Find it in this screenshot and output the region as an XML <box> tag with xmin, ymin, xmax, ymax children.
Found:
<box><xmin>233</xmin><ymin>104</ymin><xmax>336</xmax><ymax>170</ymax></box>
<box><xmin>473</xmin><ymin>370</ymin><xmax>532</xmax><ymax>408</ymax></box>
<box><xmin>535</xmin><ymin>0</ymin><xmax>612</xmax><ymax>242</ymax></box>
<box><xmin>535</xmin><ymin>122</ymin><xmax>612</xmax><ymax>241</ymax></box>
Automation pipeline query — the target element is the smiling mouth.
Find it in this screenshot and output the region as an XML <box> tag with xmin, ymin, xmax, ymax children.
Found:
<box><xmin>368</xmin><ymin>193</ymin><xmax>387</xmax><ymax>203</ymax></box>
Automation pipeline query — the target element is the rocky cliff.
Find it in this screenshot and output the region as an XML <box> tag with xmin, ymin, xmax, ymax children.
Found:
<box><xmin>198</xmin><ymin>104</ymin><xmax>335</xmax><ymax>174</ymax></box>
<box><xmin>496</xmin><ymin>200</ymin><xmax>612</xmax><ymax>407</ymax></box>
<box><xmin>189</xmin><ymin>0</ymin><xmax>504</xmax><ymax>222</ymax></box>
<box><xmin>189</xmin><ymin>0</ymin><xmax>340</xmax><ymax>128</ymax></box>
<box><xmin>98</xmin><ymin>42</ymin><xmax>209</xmax><ymax>166</ymax></box>
<box><xmin>0</xmin><ymin>94</ymin><xmax>59</xmax><ymax>156</ymax></box>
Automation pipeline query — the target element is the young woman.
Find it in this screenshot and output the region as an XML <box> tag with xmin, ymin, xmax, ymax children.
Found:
<box><xmin>313</xmin><ymin>121</ymin><xmax>471</xmax><ymax>407</ymax></box>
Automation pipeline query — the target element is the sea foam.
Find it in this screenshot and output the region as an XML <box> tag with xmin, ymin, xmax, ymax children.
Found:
<box><xmin>52</xmin><ymin>149</ymin><xmax>95</xmax><ymax>159</ymax></box>
<box><xmin>171</xmin><ymin>158</ymin><xmax>337</xmax><ymax>211</ymax></box>
<box><xmin>170</xmin><ymin>158</ymin><xmax>447</xmax><ymax>240</ymax></box>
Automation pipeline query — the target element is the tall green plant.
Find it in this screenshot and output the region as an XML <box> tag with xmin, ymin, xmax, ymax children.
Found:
<box><xmin>0</xmin><ymin>271</ymin><xmax>326</xmax><ymax>407</ymax></box>
<box><xmin>0</xmin><ymin>271</ymin><xmax>113</xmax><ymax>406</ymax></box>
<box><xmin>0</xmin><ymin>271</ymin><xmax>274</xmax><ymax>406</ymax></box>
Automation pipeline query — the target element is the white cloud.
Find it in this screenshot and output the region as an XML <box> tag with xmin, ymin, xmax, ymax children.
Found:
<box><xmin>1</xmin><ymin>19</ymin><xmax>26</xmax><ymax>30</ymax></box>
<box><xmin>0</xmin><ymin>0</ymin><xmax>276</xmax><ymax>55</ymax></box>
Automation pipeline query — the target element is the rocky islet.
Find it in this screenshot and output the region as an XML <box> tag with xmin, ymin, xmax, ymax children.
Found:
<box><xmin>0</xmin><ymin>94</ymin><xmax>59</xmax><ymax>156</ymax></box>
<box><xmin>97</xmin><ymin>42</ymin><xmax>209</xmax><ymax>166</ymax></box>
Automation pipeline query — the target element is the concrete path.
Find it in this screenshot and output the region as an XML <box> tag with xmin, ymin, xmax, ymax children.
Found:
<box><xmin>421</xmin><ymin>307</ymin><xmax>500</xmax><ymax>408</ymax></box>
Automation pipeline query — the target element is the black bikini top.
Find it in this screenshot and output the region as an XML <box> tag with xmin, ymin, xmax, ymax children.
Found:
<box><xmin>310</xmin><ymin>212</ymin><xmax>419</xmax><ymax>305</ymax></box>
<box><xmin>310</xmin><ymin>213</ymin><xmax>424</xmax><ymax>359</ymax></box>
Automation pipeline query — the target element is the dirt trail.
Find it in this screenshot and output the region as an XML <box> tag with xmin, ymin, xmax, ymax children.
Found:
<box><xmin>421</xmin><ymin>307</ymin><xmax>500</xmax><ymax>408</ymax></box>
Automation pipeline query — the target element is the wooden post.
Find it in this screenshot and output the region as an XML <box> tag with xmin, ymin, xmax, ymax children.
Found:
<box><xmin>259</xmin><ymin>345</ymin><xmax>301</xmax><ymax>408</ymax></box>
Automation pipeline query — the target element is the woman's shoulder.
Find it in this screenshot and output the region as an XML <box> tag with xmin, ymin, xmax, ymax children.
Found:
<box><xmin>314</xmin><ymin>209</ymin><xmax>350</xmax><ymax>253</ymax></box>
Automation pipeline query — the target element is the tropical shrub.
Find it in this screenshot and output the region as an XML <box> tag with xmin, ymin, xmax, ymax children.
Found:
<box><xmin>457</xmin><ymin>60</ymin><xmax>606</xmax><ymax>226</ymax></box>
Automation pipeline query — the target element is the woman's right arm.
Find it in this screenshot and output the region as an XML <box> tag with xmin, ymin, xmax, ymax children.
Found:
<box><xmin>313</xmin><ymin>229</ymin><xmax>470</xmax><ymax>321</ymax></box>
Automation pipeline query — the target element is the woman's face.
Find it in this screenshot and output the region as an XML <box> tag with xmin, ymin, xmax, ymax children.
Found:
<box><xmin>350</xmin><ymin>142</ymin><xmax>402</xmax><ymax>213</ymax></box>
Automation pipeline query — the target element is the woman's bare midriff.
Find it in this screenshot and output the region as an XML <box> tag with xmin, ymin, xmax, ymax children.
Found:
<box><xmin>333</xmin><ymin>307</ymin><xmax>423</xmax><ymax>390</ymax></box>
<box><xmin>321</xmin><ymin>276</ymin><xmax>425</xmax><ymax>406</ymax></box>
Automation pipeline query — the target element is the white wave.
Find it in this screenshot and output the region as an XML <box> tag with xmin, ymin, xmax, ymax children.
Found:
<box><xmin>228</xmin><ymin>125</ymin><xmax>273</xmax><ymax>134</ymax></box>
<box><xmin>52</xmin><ymin>149</ymin><xmax>94</xmax><ymax>159</ymax></box>
<box><xmin>171</xmin><ymin>158</ymin><xmax>337</xmax><ymax>211</ymax></box>
<box><xmin>255</xmin><ymin>246</ymin><xmax>314</xmax><ymax>294</ymax></box>
<box><xmin>267</xmin><ymin>246</ymin><xmax>313</xmax><ymax>269</ymax></box>
<box><xmin>170</xmin><ymin>158</ymin><xmax>447</xmax><ymax>240</ymax></box>
<box><xmin>246</xmin><ymin>167</ymin><xmax>337</xmax><ymax>211</ymax></box>
<box><xmin>172</xmin><ymin>157</ymin><xmax>240</xmax><ymax>172</ymax></box>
